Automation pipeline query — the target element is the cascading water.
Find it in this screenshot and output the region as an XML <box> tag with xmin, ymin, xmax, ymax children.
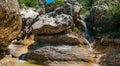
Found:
<box><xmin>19</xmin><ymin>53</ymin><xmax>27</xmax><ymax>60</ymax></box>
<box><xmin>15</xmin><ymin>53</ymin><xmax>42</xmax><ymax>66</ymax></box>
<box><xmin>78</xmin><ymin>19</ymin><xmax>93</xmax><ymax>50</ymax></box>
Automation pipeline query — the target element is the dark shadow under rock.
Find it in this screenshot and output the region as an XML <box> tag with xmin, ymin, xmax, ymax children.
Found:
<box><xmin>35</xmin><ymin>33</ymin><xmax>90</xmax><ymax>46</ymax></box>
<box><xmin>0</xmin><ymin>50</ymin><xmax>9</xmax><ymax>60</ymax></box>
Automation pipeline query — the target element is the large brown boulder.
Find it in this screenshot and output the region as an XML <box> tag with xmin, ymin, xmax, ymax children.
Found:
<box><xmin>0</xmin><ymin>0</ymin><xmax>21</xmax><ymax>50</ymax></box>
<box><xmin>26</xmin><ymin>44</ymin><xmax>95</xmax><ymax>65</ymax></box>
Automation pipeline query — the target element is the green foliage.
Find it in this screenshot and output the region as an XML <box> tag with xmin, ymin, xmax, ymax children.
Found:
<box><xmin>90</xmin><ymin>0</ymin><xmax>120</xmax><ymax>37</ymax></box>
<box><xmin>105</xmin><ymin>2</ymin><xmax>120</xmax><ymax>29</ymax></box>
<box><xmin>73</xmin><ymin>27</ymin><xmax>81</xmax><ymax>34</ymax></box>
<box><xmin>66</xmin><ymin>29</ymin><xmax>72</xmax><ymax>33</ymax></box>
<box><xmin>78</xmin><ymin>0</ymin><xmax>95</xmax><ymax>14</ymax></box>
<box><xmin>53</xmin><ymin>0</ymin><xmax>64</xmax><ymax>6</ymax></box>
<box><xmin>18</xmin><ymin>0</ymin><xmax>38</xmax><ymax>7</ymax></box>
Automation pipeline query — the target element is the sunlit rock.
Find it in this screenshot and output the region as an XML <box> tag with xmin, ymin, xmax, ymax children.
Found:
<box><xmin>26</xmin><ymin>44</ymin><xmax>95</xmax><ymax>65</ymax></box>
<box><xmin>0</xmin><ymin>0</ymin><xmax>21</xmax><ymax>50</ymax></box>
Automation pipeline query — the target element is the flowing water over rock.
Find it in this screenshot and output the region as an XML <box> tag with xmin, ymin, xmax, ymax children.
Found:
<box><xmin>78</xmin><ymin>19</ymin><xmax>92</xmax><ymax>50</ymax></box>
<box><xmin>15</xmin><ymin>53</ymin><xmax>43</xmax><ymax>66</ymax></box>
<box><xmin>85</xmin><ymin>26</ymin><xmax>92</xmax><ymax>51</ymax></box>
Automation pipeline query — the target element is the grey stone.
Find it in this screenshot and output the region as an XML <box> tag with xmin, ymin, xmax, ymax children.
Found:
<box><xmin>31</xmin><ymin>14</ymin><xmax>73</xmax><ymax>34</ymax></box>
<box><xmin>35</xmin><ymin>33</ymin><xmax>84</xmax><ymax>44</ymax></box>
<box><xmin>26</xmin><ymin>45</ymin><xmax>94</xmax><ymax>65</ymax></box>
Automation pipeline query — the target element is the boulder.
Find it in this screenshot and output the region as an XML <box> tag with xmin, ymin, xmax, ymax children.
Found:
<box><xmin>21</xmin><ymin>11</ymin><xmax>73</xmax><ymax>34</ymax></box>
<box><xmin>31</xmin><ymin>14</ymin><xmax>73</xmax><ymax>34</ymax></box>
<box><xmin>0</xmin><ymin>0</ymin><xmax>21</xmax><ymax>50</ymax></box>
<box><xmin>90</xmin><ymin>5</ymin><xmax>108</xmax><ymax>23</ymax></box>
<box><xmin>7</xmin><ymin>40</ymin><xmax>26</xmax><ymax>57</ymax></box>
<box><xmin>26</xmin><ymin>44</ymin><xmax>94</xmax><ymax>65</ymax></box>
<box><xmin>35</xmin><ymin>33</ymin><xmax>88</xmax><ymax>45</ymax></box>
<box><xmin>20</xmin><ymin>8</ymin><xmax>39</xmax><ymax>20</ymax></box>
<box><xmin>20</xmin><ymin>8</ymin><xmax>39</xmax><ymax>32</ymax></box>
<box><xmin>86</xmin><ymin>3</ymin><xmax>108</xmax><ymax>32</ymax></box>
<box><xmin>7</xmin><ymin>34</ymin><xmax>35</xmax><ymax>57</ymax></box>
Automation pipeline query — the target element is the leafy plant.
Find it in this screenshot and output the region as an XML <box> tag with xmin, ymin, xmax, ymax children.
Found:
<box><xmin>90</xmin><ymin>0</ymin><xmax>120</xmax><ymax>37</ymax></box>
<box><xmin>78</xmin><ymin>0</ymin><xmax>95</xmax><ymax>14</ymax></box>
<box><xmin>53</xmin><ymin>0</ymin><xmax>64</xmax><ymax>6</ymax></box>
<box><xmin>73</xmin><ymin>27</ymin><xmax>81</xmax><ymax>34</ymax></box>
<box><xmin>18</xmin><ymin>0</ymin><xmax>38</xmax><ymax>7</ymax></box>
<box><xmin>105</xmin><ymin>1</ymin><xmax>120</xmax><ymax>29</ymax></box>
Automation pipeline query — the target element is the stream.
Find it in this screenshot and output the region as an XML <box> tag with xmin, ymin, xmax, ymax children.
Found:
<box><xmin>15</xmin><ymin>60</ymin><xmax>43</xmax><ymax>66</ymax></box>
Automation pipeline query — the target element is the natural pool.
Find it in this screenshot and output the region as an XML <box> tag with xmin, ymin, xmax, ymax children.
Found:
<box><xmin>15</xmin><ymin>60</ymin><xmax>43</xmax><ymax>66</ymax></box>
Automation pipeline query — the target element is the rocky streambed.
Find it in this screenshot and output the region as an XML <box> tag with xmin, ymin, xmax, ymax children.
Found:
<box><xmin>9</xmin><ymin>10</ymin><xmax>95</xmax><ymax>66</ymax></box>
<box><xmin>0</xmin><ymin>0</ymin><xmax>120</xmax><ymax>66</ymax></box>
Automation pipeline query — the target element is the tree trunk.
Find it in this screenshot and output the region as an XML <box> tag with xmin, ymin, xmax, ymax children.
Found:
<box><xmin>0</xmin><ymin>0</ymin><xmax>21</xmax><ymax>50</ymax></box>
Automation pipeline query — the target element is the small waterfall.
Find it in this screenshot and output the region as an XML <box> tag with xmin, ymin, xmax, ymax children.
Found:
<box><xmin>15</xmin><ymin>53</ymin><xmax>42</xmax><ymax>66</ymax></box>
<box><xmin>78</xmin><ymin>19</ymin><xmax>92</xmax><ymax>50</ymax></box>
<box><xmin>84</xmin><ymin>26</ymin><xmax>93</xmax><ymax>51</ymax></box>
<box><xmin>14</xmin><ymin>54</ymin><xmax>26</xmax><ymax>66</ymax></box>
<box><xmin>85</xmin><ymin>26</ymin><xmax>90</xmax><ymax>41</ymax></box>
<box><xmin>19</xmin><ymin>53</ymin><xmax>27</xmax><ymax>61</ymax></box>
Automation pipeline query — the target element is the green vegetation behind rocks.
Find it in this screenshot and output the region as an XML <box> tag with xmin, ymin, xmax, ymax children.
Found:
<box><xmin>18</xmin><ymin>0</ymin><xmax>38</xmax><ymax>7</ymax></box>
<box><xmin>85</xmin><ymin>0</ymin><xmax>120</xmax><ymax>38</ymax></box>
